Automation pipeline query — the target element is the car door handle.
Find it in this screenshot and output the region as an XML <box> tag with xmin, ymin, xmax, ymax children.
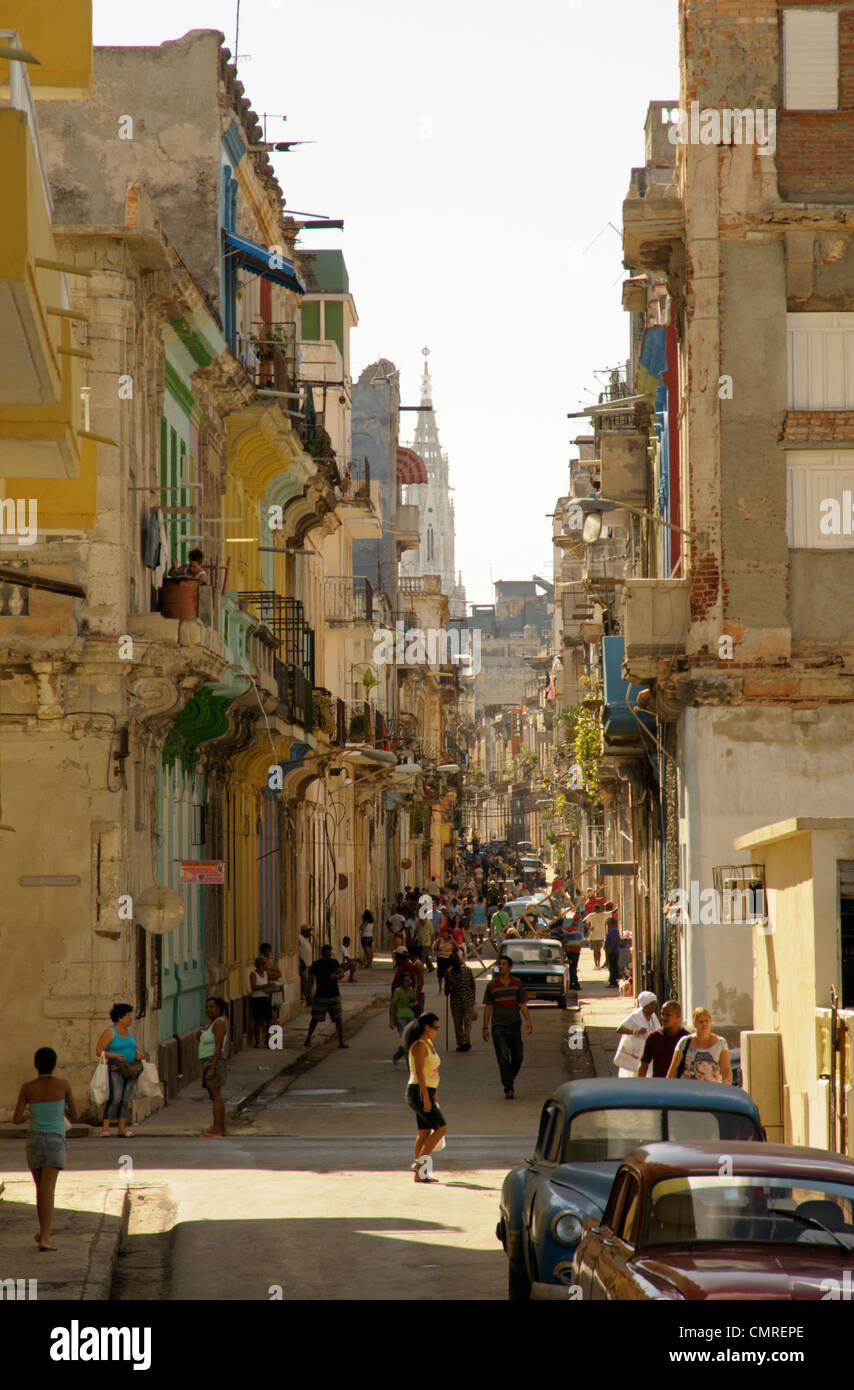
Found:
<box><xmin>599</xmin><ymin>1238</ymin><xmax>615</xmax><ymax>1247</ymax></box>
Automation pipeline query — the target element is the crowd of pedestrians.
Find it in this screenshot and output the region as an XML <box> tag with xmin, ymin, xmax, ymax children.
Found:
<box><xmin>10</xmin><ymin>849</ymin><xmax>737</xmax><ymax>1223</ymax></box>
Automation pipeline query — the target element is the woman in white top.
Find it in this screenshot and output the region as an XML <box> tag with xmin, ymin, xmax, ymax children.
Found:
<box><xmin>613</xmin><ymin>992</ymin><xmax>660</xmax><ymax>1077</ymax></box>
<box><xmin>666</xmin><ymin>1005</ymin><xmax>732</xmax><ymax>1083</ymax></box>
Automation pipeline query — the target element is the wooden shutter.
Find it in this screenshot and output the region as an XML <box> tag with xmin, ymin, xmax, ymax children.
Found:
<box><xmin>786</xmin><ymin>450</ymin><xmax>854</xmax><ymax>548</ymax></box>
<box><xmin>787</xmin><ymin>313</ymin><xmax>854</xmax><ymax>409</ymax></box>
<box><xmin>783</xmin><ymin>9</ymin><xmax>839</xmax><ymax>111</ymax></box>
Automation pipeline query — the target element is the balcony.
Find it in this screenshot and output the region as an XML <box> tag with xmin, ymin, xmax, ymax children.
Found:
<box><xmin>624</xmin><ymin>578</ymin><xmax>690</xmax><ymax>680</ymax></box>
<box><xmin>0</xmin><ymin>47</ymin><xmax>83</xmax><ymax>476</ymax></box>
<box><xmin>238</xmin><ymin>591</ymin><xmax>315</xmax><ymax>685</ymax></box>
<box><xmin>345</xmin><ymin>698</ymin><xmax>375</xmax><ymax>745</ymax></box>
<box><xmin>273</xmin><ymin>658</ymin><xmax>314</xmax><ymax>732</ymax></box>
<box><xmin>313</xmin><ymin>689</ymin><xmax>347</xmax><ymax>743</ymax></box>
<box><xmin>584</xmin><ymin>537</ymin><xmax>628</xmax><ymax>584</ymax></box>
<box><xmin>599</xmin><ymin>430</ymin><xmax>648</xmax><ymax>503</ymax></box>
<box><xmin>338</xmin><ymin>457</ymin><xmax>383</xmax><ymax>538</ymax></box>
<box><xmin>395</xmin><ymin>503</ymin><xmax>421</xmax><ymax>553</ymax></box>
<box><xmin>250</xmin><ymin>322</ymin><xmax>297</xmax><ymax>397</ymax></box>
<box><xmin>622</xmin><ymin>179</ymin><xmax>684</xmax><ymax>273</ymax></box>
<box><xmin>325</xmin><ymin>575</ymin><xmax>373</xmax><ymax>626</ymax></box>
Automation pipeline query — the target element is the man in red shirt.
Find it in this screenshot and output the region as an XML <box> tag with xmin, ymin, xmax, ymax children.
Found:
<box><xmin>637</xmin><ymin>1001</ymin><xmax>689</xmax><ymax>1077</ymax></box>
<box><xmin>482</xmin><ymin>955</ymin><xmax>533</xmax><ymax>1098</ymax></box>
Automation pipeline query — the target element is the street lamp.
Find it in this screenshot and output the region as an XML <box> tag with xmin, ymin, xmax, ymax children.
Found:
<box><xmin>570</xmin><ymin>496</ymin><xmax>699</xmax><ymax>543</ymax></box>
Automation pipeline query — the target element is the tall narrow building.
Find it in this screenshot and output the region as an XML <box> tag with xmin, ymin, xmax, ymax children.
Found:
<box><xmin>400</xmin><ymin>349</ymin><xmax>467</xmax><ymax>617</ymax></box>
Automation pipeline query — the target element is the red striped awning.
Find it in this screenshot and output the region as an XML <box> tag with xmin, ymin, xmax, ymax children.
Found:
<box><xmin>396</xmin><ymin>446</ymin><xmax>428</xmax><ymax>485</ymax></box>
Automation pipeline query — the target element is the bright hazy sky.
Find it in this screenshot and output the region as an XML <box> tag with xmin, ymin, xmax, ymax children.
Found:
<box><xmin>93</xmin><ymin>0</ymin><xmax>679</xmax><ymax>606</ymax></box>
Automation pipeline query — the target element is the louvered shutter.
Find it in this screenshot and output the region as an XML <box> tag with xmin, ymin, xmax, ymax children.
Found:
<box><xmin>783</xmin><ymin>9</ymin><xmax>839</xmax><ymax>111</ymax></box>
<box><xmin>788</xmin><ymin>313</ymin><xmax>854</xmax><ymax>409</ymax></box>
<box><xmin>787</xmin><ymin>450</ymin><xmax>854</xmax><ymax>548</ymax></box>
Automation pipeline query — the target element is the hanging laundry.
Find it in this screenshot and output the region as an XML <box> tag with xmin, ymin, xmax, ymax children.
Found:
<box><xmin>143</xmin><ymin>506</ymin><xmax>161</xmax><ymax>569</ymax></box>
<box><xmin>153</xmin><ymin>510</ymin><xmax>171</xmax><ymax>588</ymax></box>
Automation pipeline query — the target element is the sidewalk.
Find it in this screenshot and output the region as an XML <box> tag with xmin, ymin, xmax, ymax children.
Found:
<box><xmin>574</xmin><ymin>948</ymin><xmax>637</xmax><ymax>1077</ymax></box>
<box><xmin>136</xmin><ymin>957</ymin><xmax>394</xmax><ymax>1136</ymax></box>
<box><xmin>0</xmin><ymin>1174</ymin><xmax>129</xmax><ymax>1300</ymax></box>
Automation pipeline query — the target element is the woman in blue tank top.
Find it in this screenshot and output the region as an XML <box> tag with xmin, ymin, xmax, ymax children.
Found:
<box><xmin>95</xmin><ymin>1003</ymin><xmax>146</xmax><ymax>1138</ymax></box>
<box><xmin>13</xmin><ymin>1046</ymin><xmax>79</xmax><ymax>1250</ymax></box>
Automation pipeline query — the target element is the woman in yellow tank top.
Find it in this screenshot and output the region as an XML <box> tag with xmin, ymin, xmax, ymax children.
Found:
<box><xmin>405</xmin><ymin>1012</ymin><xmax>447</xmax><ymax>1182</ymax></box>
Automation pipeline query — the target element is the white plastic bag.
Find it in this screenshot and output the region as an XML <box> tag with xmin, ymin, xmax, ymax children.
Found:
<box><xmin>89</xmin><ymin>1055</ymin><xmax>109</xmax><ymax>1106</ymax></box>
<box><xmin>135</xmin><ymin>1060</ymin><xmax>161</xmax><ymax>1099</ymax></box>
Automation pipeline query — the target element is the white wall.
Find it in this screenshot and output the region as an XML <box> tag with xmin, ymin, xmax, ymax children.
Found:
<box><xmin>679</xmin><ymin>704</ymin><xmax>854</xmax><ymax>1040</ymax></box>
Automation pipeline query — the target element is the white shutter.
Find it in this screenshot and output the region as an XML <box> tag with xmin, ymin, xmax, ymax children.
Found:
<box><xmin>787</xmin><ymin>450</ymin><xmax>854</xmax><ymax>548</ymax></box>
<box><xmin>787</xmin><ymin>313</ymin><xmax>854</xmax><ymax>408</ymax></box>
<box><xmin>783</xmin><ymin>9</ymin><xmax>839</xmax><ymax>111</ymax></box>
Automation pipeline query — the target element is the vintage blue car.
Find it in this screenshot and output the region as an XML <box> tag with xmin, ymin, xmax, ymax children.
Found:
<box><xmin>491</xmin><ymin>938</ymin><xmax>568</xmax><ymax>1007</ymax></box>
<box><xmin>497</xmin><ymin>1077</ymin><xmax>764</xmax><ymax>1299</ymax></box>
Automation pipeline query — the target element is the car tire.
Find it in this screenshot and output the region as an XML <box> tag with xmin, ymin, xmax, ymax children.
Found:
<box><xmin>557</xmin><ymin>994</ymin><xmax>567</xmax><ymax>1009</ymax></box>
<box><xmin>508</xmin><ymin>1262</ymin><xmax>532</xmax><ymax>1301</ymax></box>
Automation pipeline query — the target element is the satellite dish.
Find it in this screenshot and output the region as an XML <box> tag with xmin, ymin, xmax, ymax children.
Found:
<box><xmin>136</xmin><ymin>885</ymin><xmax>184</xmax><ymax>935</ymax></box>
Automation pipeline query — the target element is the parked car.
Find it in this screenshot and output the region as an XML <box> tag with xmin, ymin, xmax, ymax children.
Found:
<box><xmin>570</xmin><ymin>1140</ymin><xmax>854</xmax><ymax>1300</ymax></box>
<box><xmin>497</xmin><ymin>1078</ymin><xmax>763</xmax><ymax>1300</ymax></box>
<box><xmin>490</xmin><ymin>939</ymin><xmax>568</xmax><ymax>1008</ymax></box>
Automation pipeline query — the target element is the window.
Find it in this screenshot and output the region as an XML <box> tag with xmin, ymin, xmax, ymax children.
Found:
<box><xmin>787</xmin><ymin>451</ymin><xmax>854</xmax><ymax>548</ymax></box>
<box><xmin>619</xmin><ymin>1179</ymin><xmax>641</xmax><ymax>1244</ymax></box>
<box><xmin>544</xmin><ymin>1109</ymin><xmax>564</xmax><ymax>1164</ymax></box>
<box><xmin>646</xmin><ymin>1175</ymin><xmax>854</xmax><ymax>1248</ymax></box>
<box><xmin>536</xmin><ymin>1102</ymin><xmax>559</xmax><ymax>1159</ymax></box>
<box><xmin>787</xmin><ymin>313</ymin><xmax>854</xmax><ymax>410</ymax></box>
<box><xmin>783</xmin><ymin>9</ymin><xmax>839</xmax><ymax>111</ymax></box>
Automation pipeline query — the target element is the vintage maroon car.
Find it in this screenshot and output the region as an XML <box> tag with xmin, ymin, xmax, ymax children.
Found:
<box><xmin>571</xmin><ymin>1140</ymin><xmax>854</xmax><ymax>1300</ymax></box>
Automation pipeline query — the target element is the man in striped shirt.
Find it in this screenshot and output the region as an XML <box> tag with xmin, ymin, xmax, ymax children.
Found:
<box><xmin>482</xmin><ymin>954</ymin><xmax>533</xmax><ymax>1098</ymax></box>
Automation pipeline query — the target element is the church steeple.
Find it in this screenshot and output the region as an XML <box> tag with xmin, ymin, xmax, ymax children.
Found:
<box><xmin>401</xmin><ymin>349</ymin><xmax>467</xmax><ymax>618</ymax></box>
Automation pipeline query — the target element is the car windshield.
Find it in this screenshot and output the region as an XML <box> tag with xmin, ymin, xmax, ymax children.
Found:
<box><xmin>644</xmin><ymin>1175</ymin><xmax>854</xmax><ymax>1248</ymax></box>
<box><xmin>503</xmin><ymin>943</ymin><xmax>564</xmax><ymax>965</ymax></box>
<box><xmin>533</xmin><ymin>899</ymin><xmax>559</xmax><ymax>921</ymax></box>
<box><xmin>562</xmin><ymin>1108</ymin><xmax>760</xmax><ymax>1162</ymax></box>
<box><xmin>505</xmin><ymin>901</ymin><xmax>534</xmax><ymax>919</ymax></box>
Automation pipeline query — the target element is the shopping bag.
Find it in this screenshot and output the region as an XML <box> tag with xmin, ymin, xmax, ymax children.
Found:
<box><xmin>135</xmin><ymin>1060</ymin><xmax>162</xmax><ymax>1099</ymax></box>
<box><xmin>89</xmin><ymin>1055</ymin><xmax>109</xmax><ymax>1106</ymax></box>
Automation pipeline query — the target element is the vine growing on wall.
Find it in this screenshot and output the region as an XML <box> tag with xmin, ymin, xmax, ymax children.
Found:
<box><xmin>559</xmin><ymin>677</ymin><xmax>603</xmax><ymax>804</ymax></box>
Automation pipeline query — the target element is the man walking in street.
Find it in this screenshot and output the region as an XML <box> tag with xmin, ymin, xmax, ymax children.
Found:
<box><xmin>482</xmin><ymin>954</ymin><xmax>533</xmax><ymax>1098</ymax></box>
<box><xmin>415</xmin><ymin>909</ymin><xmax>435</xmax><ymax>971</ymax></box>
<box><xmin>304</xmin><ymin>944</ymin><xmax>349</xmax><ymax>1049</ymax></box>
<box><xmin>445</xmin><ymin>952</ymin><xmax>477</xmax><ymax>1051</ymax></box>
<box><xmin>637</xmin><ymin>1001</ymin><xmax>689</xmax><ymax>1077</ymax></box>
<box><xmin>562</xmin><ymin>910</ymin><xmax>584</xmax><ymax>989</ymax></box>
<box><xmin>584</xmin><ymin>899</ymin><xmax>609</xmax><ymax>969</ymax></box>
<box><xmin>490</xmin><ymin>899</ymin><xmax>510</xmax><ymax>943</ymax></box>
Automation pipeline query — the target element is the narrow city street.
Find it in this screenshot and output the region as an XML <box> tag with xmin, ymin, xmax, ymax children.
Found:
<box><xmin>0</xmin><ymin>957</ymin><xmax>595</xmax><ymax>1302</ymax></box>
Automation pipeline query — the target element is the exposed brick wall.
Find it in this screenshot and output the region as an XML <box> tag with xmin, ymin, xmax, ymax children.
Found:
<box><xmin>778</xmin><ymin>10</ymin><xmax>854</xmax><ymax>201</ymax></box>
<box><xmin>781</xmin><ymin>410</ymin><xmax>854</xmax><ymax>441</ymax></box>
<box><xmin>690</xmin><ymin>551</ymin><xmax>720</xmax><ymax>619</ymax></box>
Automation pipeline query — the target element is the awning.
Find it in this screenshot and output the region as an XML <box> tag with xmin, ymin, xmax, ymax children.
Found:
<box><xmin>396</xmin><ymin>446</ymin><xmax>428</xmax><ymax>485</ymax></box>
<box><xmin>222</xmin><ymin>229</ymin><xmax>306</xmax><ymax>295</ymax></box>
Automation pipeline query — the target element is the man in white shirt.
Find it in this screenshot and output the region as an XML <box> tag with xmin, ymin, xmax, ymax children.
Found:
<box><xmin>583</xmin><ymin>905</ymin><xmax>609</xmax><ymax>968</ymax></box>
<box><xmin>613</xmin><ymin>992</ymin><xmax>660</xmax><ymax>1077</ymax></box>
